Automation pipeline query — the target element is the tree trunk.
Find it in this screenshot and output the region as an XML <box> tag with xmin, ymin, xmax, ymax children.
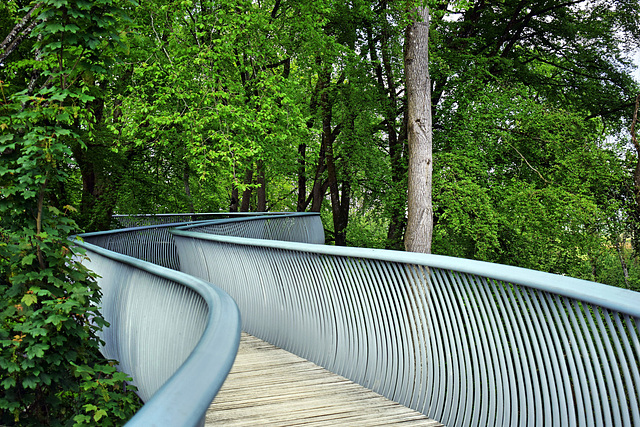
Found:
<box><xmin>404</xmin><ymin>6</ymin><xmax>433</xmax><ymax>253</ymax></box>
<box><xmin>310</xmin><ymin>67</ymin><xmax>333</xmax><ymax>212</ymax></box>
<box><xmin>183</xmin><ymin>162</ymin><xmax>195</xmax><ymax>213</ymax></box>
<box><xmin>615</xmin><ymin>238</ymin><xmax>630</xmax><ymax>289</ymax></box>
<box><xmin>367</xmin><ymin>12</ymin><xmax>408</xmax><ymax>250</ymax></box>
<box><xmin>326</xmin><ymin>133</ymin><xmax>350</xmax><ymax>246</ymax></box>
<box><xmin>240</xmin><ymin>167</ymin><xmax>254</xmax><ymax>212</ymax></box>
<box><xmin>297</xmin><ymin>143</ymin><xmax>307</xmax><ymax>211</ymax></box>
<box><xmin>631</xmin><ymin>94</ymin><xmax>640</xmax><ymax>254</ymax></box>
<box><xmin>229</xmin><ymin>185</ymin><xmax>239</xmax><ymax>212</ymax></box>
<box><xmin>632</xmin><ymin>93</ymin><xmax>640</xmax><ymax>207</ymax></box>
<box><xmin>257</xmin><ymin>160</ymin><xmax>266</xmax><ymax>211</ymax></box>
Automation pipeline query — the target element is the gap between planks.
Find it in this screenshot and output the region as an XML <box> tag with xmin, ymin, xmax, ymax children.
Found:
<box><xmin>206</xmin><ymin>333</ymin><xmax>444</xmax><ymax>426</ymax></box>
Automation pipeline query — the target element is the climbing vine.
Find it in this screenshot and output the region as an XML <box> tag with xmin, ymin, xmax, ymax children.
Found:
<box><xmin>0</xmin><ymin>0</ymin><xmax>141</xmax><ymax>424</ymax></box>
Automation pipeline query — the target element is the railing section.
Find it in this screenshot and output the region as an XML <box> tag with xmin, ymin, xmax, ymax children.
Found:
<box><xmin>74</xmin><ymin>235</ymin><xmax>240</xmax><ymax>426</ymax></box>
<box><xmin>185</xmin><ymin>213</ymin><xmax>325</xmax><ymax>244</ymax></box>
<box><xmin>111</xmin><ymin>212</ymin><xmax>288</xmax><ymax>229</ymax></box>
<box><xmin>82</xmin><ymin>223</ymin><xmax>188</xmax><ymax>270</ymax></box>
<box><xmin>172</xmin><ymin>214</ymin><xmax>640</xmax><ymax>427</ymax></box>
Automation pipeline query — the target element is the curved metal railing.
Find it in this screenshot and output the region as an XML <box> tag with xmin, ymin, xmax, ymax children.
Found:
<box><xmin>185</xmin><ymin>213</ymin><xmax>325</xmax><ymax>244</ymax></box>
<box><xmin>170</xmin><ymin>215</ymin><xmax>640</xmax><ymax>427</ymax></box>
<box><xmin>111</xmin><ymin>212</ymin><xmax>281</xmax><ymax>229</ymax></box>
<box><xmin>74</xmin><ymin>229</ymin><xmax>241</xmax><ymax>426</ymax></box>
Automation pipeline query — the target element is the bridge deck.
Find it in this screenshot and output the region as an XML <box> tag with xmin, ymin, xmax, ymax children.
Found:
<box><xmin>205</xmin><ymin>333</ymin><xmax>443</xmax><ymax>426</ymax></box>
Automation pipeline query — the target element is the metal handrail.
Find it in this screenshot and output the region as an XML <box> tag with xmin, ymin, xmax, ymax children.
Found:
<box><xmin>73</xmin><ymin>233</ymin><xmax>241</xmax><ymax>426</ymax></box>
<box><xmin>171</xmin><ymin>214</ymin><xmax>640</xmax><ymax>427</ymax></box>
<box><xmin>77</xmin><ymin>212</ymin><xmax>640</xmax><ymax>426</ymax></box>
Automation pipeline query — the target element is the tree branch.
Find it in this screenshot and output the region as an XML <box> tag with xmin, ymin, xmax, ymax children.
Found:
<box><xmin>631</xmin><ymin>93</ymin><xmax>639</xmax><ymax>153</ymax></box>
<box><xmin>0</xmin><ymin>2</ymin><xmax>42</xmax><ymax>56</ymax></box>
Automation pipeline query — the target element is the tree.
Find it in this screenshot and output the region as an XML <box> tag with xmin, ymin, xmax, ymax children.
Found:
<box><xmin>404</xmin><ymin>4</ymin><xmax>432</xmax><ymax>253</ymax></box>
<box><xmin>0</xmin><ymin>0</ymin><xmax>141</xmax><ymax>423</ymax></box>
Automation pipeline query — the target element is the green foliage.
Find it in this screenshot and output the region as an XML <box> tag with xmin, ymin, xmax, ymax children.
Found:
<box><xmin>0</xmin><ymin>0</ymin><xmax>141</xmax><ymax>424</ymax></box>
<box><xmin>432</xmin><ymin>80</ymin><xmax>633</xmax><ymax>282</ymax></box>
<box><xmin>3</xmin><ymin>0</ymin><xmax>638</xmax><ymax>291</ymax></box>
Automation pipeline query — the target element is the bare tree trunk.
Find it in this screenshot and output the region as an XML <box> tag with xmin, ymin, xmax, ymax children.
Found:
<box><xmin>615</xmin><ymin>237</ymin><xmax>630</xmax><ymax>288</ymax></box>
<box><xmin>240</xmin><ymin>168</ymin><xmax>254</xmax><ymax>212</ymax></box>
<box><xmin>297</xmin><ymin>143</ymin><xmax>307</xmax><ymax>211</ymax></box>
<box><xmin>632</xmin><ymin>93</ymin><xmax>640</xmax><ymax>207</ymax></box>
<box><xmin>404</xmin><ymin>6</ymin><xmax>432</xmax><ymax>253</ymax></box>
<box><xmin>229</xmin><ymin>185</ymin><xmax>239</xmax><ymax>212</ymax></box>
<box><xmin>310</xmin><ymin>68</ymin><xmax>332</xmax><ymax>212</ymax></box>
<box><xmin>183</xmin><ymin>163</ymin><xmax>195</xmax><ymax>213</ymax></box>
<box><xmin>257</xmin><ymin>160</ymin><xmax>266</xmax><ymax>211</ymax></box>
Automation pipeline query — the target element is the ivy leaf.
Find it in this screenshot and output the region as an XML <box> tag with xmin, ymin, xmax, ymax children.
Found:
<box><xmin>25</xmin><ymin>343</ymin><xmax>49</xmax><ymax>359</ymax></box>
<box><xmin>1</xmin><ymin>377</ymin><xmax>16</xmax><ymax>390</ymax></box>
<box><xmin>21</xmin><ymin>293</ymin><xmax>37</xmax><ymax>306</ymax></box>
<box><xmin>94</xmin><ymin>409</ymin><xmax>108</xmax><ymax>422</ymax></box>
<box><xmin>22</xmin><ymin>376</ymin><xmax>38</xmax><ymax>389</ymax></box>
<box><xmin>20</xmin><ymin>254</ymin><xmax>36</xmax><ymax>266</ymax></box>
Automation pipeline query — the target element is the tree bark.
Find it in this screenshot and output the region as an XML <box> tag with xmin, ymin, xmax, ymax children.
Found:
<box><xmin>404</xmin><ymin>6</ymin><xmax>433</xmax><ymax>253</ymax></box>
<box><xmin>632</xmin><ymin>93</ymin><xmax>640</xmax><ymax>208</ymax></box>
<box><xmin>297</xmin><ymin>142</ymin><xmax>307</xmax><ymax>211</ymax></box>
<box><xmin>615</xmin><ymin>238</ymin><xmax>630</xmax><ymax>289</ymax></box>
<box><xmin>229</xmin><ymin>185</ymin><xmax>239</xmax><ymax>212</ymax></box>
<box><xmin>183</xmin><ymin>162</ymin><xmax>195</xmax><ymax>213</ymax></box>
<box><xmin>240</xmin><ymin>167</ymin><xmax>254</xmax><ymax>212</ymax></box>
<box><xmin>257</xmin><ymin>160</ymin><xmax>266</xmax><ymax>211</ymax></box>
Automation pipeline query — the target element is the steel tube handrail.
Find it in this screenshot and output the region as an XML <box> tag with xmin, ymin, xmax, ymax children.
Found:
<box><xmin>171</xmin><ymin>214</ymin><xmax>640</xmax><ymax>426</ymax></box>
<box><xmin>73</xmin><ymin>236</ymin><xmax>240</xmax><ymax>426</ymax></box>
<box><xmin>170</xmin><ymin>229</ymin><xmax>640</xmax><ymax>318</ymax></box>
<box><xmin>76</xmin><ymin>212</ymin><xmax>640</xmax><ymax>426</ymax></box>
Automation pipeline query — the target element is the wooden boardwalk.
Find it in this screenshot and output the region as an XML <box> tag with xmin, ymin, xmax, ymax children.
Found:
<box><xmin>205</xmin><ymin>333</ymin><xmax>443</xmax><ymax>426</ymax></box>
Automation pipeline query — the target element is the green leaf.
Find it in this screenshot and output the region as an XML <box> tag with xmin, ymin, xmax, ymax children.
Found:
<box><xmin>1</xmin><ymin>377</ymin><xmax>16</xmax><ymax>390</ymax></box>
<box><xmin>45</xmin><ymin>22</ymin><xmax>65</xmax><ymax>33</ymax></box>
<box><xmin>20</xmin><ymin>254</ymin><xmax>36</xmax><ymax>266</ymax></box>
<box><xmin>21</xmin><ymin>293</ymin><xmax>37</xmax><ymax>306</ymax></box>
<box><xmin>50</xmin><ymin>92</ymin><xmax>68</xmax><ymax>102</ymax></box>
<box><xmin>22</xmin><ymin>376</ymin><xmax>38</xmax><ymax>389</ymax></box>
<box><xmin>84</xmin><ymin>403</ymin><xmax>98</xmax><ymax>412</ymax></box>
<box><xmin>56</xmin><ymin>111</ymin><xmax>70</xmax><ymax>122</ymax></box>
<box><xmin>64</xmin><ymin>24</ymin><xmax>80</xmax><ymax>33</ymax></box>
<box><xmin>25</xmin><ymin>343</ymin><xmax>49</xmax><ymax>359</ymax></box>
<box><xmin>94</xmin><ymin>409</ymin><xmax>108</xmax><ymax>422</ymax></box>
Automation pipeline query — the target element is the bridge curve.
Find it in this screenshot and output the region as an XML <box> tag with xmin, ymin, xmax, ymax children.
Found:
<box><xmin>76</xmin><ymin>212</ymin><xmax>640</xmax><ymax>426</ymax></box>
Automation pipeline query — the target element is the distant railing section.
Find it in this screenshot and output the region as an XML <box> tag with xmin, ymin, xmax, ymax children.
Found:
<box><xmin>82</xmin><ymin>223</ymin><xmax>187</xmax><ymax>270</ymax></box>
<box><xmin>172</xmin><ymin>218</ymin><xmax>640</xmax><ymax>427</ymax></box>
<box><xmin>111</xmin><ymin>212</ymin><xmax>282</xmax><ymax>228</ymax></box>
<box><xmin>84</xmin><ymin>213</ymin><xmax>324</xmax><ymax>271</ymax></box>
<box><xmin>111</xmin><ymin>213</ymin><xmax>238</xmax><ymax>228</ymax></box>
<box><xmin>183</xmin><ymin>213</ymin><xmax>325</xmax><ymax>244</ymax></box>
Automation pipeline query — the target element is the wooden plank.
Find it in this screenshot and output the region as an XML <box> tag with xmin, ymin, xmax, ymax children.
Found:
<box><xmin>206</xmin><ymin>333</ymin><xmax>443</xmax><ymax>426</ymax></box>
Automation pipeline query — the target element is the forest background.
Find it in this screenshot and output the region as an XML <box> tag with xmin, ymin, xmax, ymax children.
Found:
<box><xmin>3</xmin><ymin>0</ymin><xmax>640</xmax><ymax>290</ymax></box>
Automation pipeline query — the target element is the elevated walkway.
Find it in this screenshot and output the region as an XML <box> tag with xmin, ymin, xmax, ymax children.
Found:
<box><xmin>74</xmin><ymin>213</ymin><xmax>640</xmax><ymax>427</ymax></box>
<box><xmin>207</xmin><ymin>333</ymin><xmax>442</xmax><ymax>426</ymax></box>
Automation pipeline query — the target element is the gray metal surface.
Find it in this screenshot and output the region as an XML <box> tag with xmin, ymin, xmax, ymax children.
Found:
<box><xmin>82</xmin><ymin>223</ymin><xmax>185</xmax><ymax>269</ymax></box>
<box><xmin>171</xmin><ymin>215</ymin><xmax>640</xmax><ymax>427</ymax></box>
<box><xmin>182</xmin><ymin>213</ymin><xmax>325</xmax><ymax>244</ymax></box>
<box><xmin>112</xmin><ymin>212</ymin><xmax>283</xmax><ymax>228</ymax></box>
<box><xmin>73</xmin><ymin>238</ymin><xmax>241</xmax><ymax>427</ymax></box>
